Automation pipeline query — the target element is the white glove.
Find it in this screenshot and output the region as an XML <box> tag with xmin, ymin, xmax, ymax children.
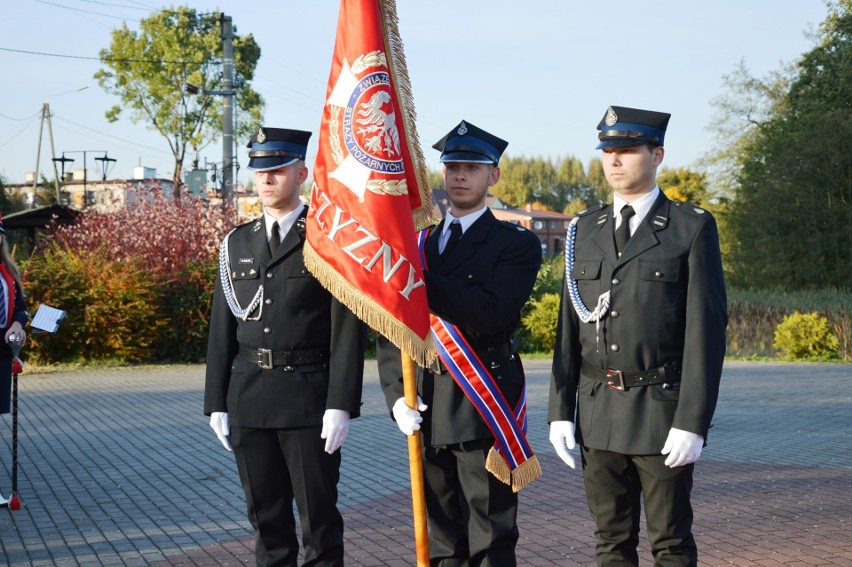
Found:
<box><xmin>209</xmin><ymin>412</ymin><xmax>232</xmax><ymax>452</ymax></box>
<box><xmin>549</xmin><ymin>420</ymin><xmax>577</xmax><ymax>469</ymax></box>
<box><xmin>392</xmin><ymin>396</ymin><xmax>427</xmax><ymax>436</ymax></box>
<box><xmin>661</xmin><ymin>427</ymin><xmax>704</xmax><ymax>467</ymax></box>
<box><xmin>321</xmin><ymin>409</ymin><xmax>351</xmax><ymax>454</ymax></box>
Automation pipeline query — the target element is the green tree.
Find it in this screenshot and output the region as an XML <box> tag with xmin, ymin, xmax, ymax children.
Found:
<box><xmin>657</xmin><ymin>167</ymin><xmax>710</xmax><ymax>206</ymax></box>
<box><xmin>710</xmin><ymin>0</ymin><xmax>852</xmax><ymax>289</ymax></box>
<box><xmin>95</xmin><ymin>7</ymin><xmax>263</xmax><ymax>196</ymax></box>
<box><xmin>586</xmin><ymin>157</ymin><xmax>610</xmax><ymax>203</ymax></box>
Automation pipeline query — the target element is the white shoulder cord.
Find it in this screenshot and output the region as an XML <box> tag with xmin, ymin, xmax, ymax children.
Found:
<box><xmin>219</xmin><ymin>230</ymin><xmax>264</xmax><ymax>321</ymax></box>
<box><xmin>564</xmin><ymin>217</ymin><xmax>610</xmax><ymax>343</ymax></box>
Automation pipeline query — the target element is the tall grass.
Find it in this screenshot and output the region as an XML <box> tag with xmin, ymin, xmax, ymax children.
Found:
<box><xmin>727</xmin><ymin>288</ymin><xmax>851</xmax><ymax>360</ymax></box>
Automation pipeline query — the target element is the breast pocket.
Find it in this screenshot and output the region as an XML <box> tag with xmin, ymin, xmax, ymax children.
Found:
<box><xmin>462</xmin><ymin>266</ymin><xmax>493</xmax><ymax>284</ymax></box>
<box><xmin>284</xmin><ymin>266</ymin><xmax>328</xmax><ymax>306</ymax></box>
<box><xmin>636</xmin><ymin>259</ymin><xmax>683</xmax><ymax>308</ymax></box>
<box><xmin>571</xmin><ymin>259</ymin><xmax>603</xmax><ymax>303</ymax></box>
<box><xmin>230</xmin><ymin>263</ymin><xmax>261</xmax><ymax>303</ymax></box>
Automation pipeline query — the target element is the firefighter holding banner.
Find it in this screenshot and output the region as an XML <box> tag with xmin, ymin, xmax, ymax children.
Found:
<box><xmin>204</xmin><ymin>127</ymin><xmax>365</xmax><ymax>567</ymax></box>
<box><xmin>378</xmin><ymin>120</ymin><xmax>542</xmax><ymax>567</ymax></box>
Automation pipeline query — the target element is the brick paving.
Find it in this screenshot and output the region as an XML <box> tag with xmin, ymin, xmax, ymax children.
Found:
<box><xmin>0</xmin><ymin>360</ymin><xmax>849</xmax><ymax>566</ymax></box>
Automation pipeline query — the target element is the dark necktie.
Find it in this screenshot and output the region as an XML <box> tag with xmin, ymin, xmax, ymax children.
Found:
<box><xmin>269</xmin><ymin>221</ymin><xmax>281</xmax><ymax>255</ymax></box>
<box><xmin>442</xmin><ymin>221</ymin><xmax>462</xmax><ymax>256</ymax></box>
<box><xmin>615</xmin><ymin>205</ymin><xmax>635</xmax><ymax>257</ymax></box>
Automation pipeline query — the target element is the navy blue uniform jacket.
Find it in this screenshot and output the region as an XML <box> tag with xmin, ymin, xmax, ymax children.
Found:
<box><xmin>379</xmin><ymin>209</ymin><xmax>542</xmax><ymax>447</ymax></box>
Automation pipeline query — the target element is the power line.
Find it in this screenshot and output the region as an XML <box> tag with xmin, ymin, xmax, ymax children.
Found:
<box><xmin>0</xmin><ymin>115</ymin><xmax>40</xmax><ymax>150</ymax></box>
<box><xmin>0</xmin><ymin>111</ymin><xmax>41</xmax><ymax>122</ymax></box>
<box><xmin>34</xmin><ymin>0</ymin><xmax>141</xmax><ymax>22</ymax></box>
<box><xmin>0</xmin><ymin>46</ymin><xmax>208</xmax><ymax>65</ymax></box>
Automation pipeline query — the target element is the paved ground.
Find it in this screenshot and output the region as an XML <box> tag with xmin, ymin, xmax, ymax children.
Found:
<box><xmin>0</xmin><ymin>360</ymin><xmax>849</xmax><ymax>566</ymax></box>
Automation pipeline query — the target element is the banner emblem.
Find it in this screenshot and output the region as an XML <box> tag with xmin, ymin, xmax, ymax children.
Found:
<box><xmin>327</xmin><ymin>53</ymin><xmax>408</xmax><ymax>201</ymax></box>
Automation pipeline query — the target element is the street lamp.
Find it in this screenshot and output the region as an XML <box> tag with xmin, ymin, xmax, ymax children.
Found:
<box><xmin>52</xmin><ymin>151</ymin><xmax>116</xmax><ymax>208</ymax></box>
<box><xmin>51</xmin><ymin>153</ymin><xmax>74</xmax><ymax>204</ymax></box>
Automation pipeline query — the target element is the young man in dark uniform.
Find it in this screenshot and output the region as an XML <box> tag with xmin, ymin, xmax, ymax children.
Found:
<box><xmin>548</xmin><ymin>106</ymin><xmax>727</xmax><ymax>566</ymax></box>
<box><xmin>204</xmin><ymin>127</ymin><xmax>365</xmax><ymax>567</ymax></box>
<box><xmin>378</xmin><ymin>121</ymin><xmax>542</xmax><ymax>567</ymax></box>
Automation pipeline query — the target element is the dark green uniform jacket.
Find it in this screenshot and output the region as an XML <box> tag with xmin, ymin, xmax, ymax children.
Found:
<box><xmin>204</xmin><ymin>205</ymin><xmax>364</xmax><ymax>428</ymax></box>
<box><xmin>549</xmin><ymin>193</ymin><xmax>727</xmax><ymax>454</ymax></box>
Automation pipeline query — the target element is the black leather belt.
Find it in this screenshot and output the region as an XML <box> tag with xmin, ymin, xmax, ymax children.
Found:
<box><xmin>432</xmin><ymin>340</ymin><xmax>517</xmax><ymax>375</ymax></box>
<box><xmin>478</xmin><ymin>340</ymin><xmax>517</xmax><ymax>360</ymax></box>
<box><xmin>581</xmin><ymin>359</ymin><xmax>680</xmax><ymax>391</ymax></box>
<box><xmin>239</xmin><ymin>345</ymin><xmax>329</xmax><ymax>370</ymax></box>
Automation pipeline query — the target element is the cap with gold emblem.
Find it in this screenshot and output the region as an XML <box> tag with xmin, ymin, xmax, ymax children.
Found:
<box><xmin>595</xmin><ymin>106</ymin><xmax>671</xmax><ymax>150</ymax></box>
<box><xmin>432</xmin><ymin>120</ymin><xmax>508</xmax><ymax>165</ymax></box>
<box><xmin>247</xmin><ymin>127</ymin><xmax>312</xmax><ymax>171</ymax></box>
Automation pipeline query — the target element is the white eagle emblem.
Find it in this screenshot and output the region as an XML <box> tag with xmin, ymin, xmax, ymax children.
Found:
<box><xmin>356</xmin><ymin>91</ymin><xmax>400</xmax><ymax>158</ymax></box>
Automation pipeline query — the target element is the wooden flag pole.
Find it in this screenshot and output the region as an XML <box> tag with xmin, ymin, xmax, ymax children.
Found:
<box><xmin>402</xmin><ymin>351</ymin><xmax>430</xmax><ymax>566</ymax></box>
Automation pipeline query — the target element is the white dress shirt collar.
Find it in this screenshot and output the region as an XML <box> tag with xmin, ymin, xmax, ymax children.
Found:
<box><xmin>443</xmin><ymin>207</ymin><xmax>487</xmax><ymax>238</ymax></box>
<box><xmin>265</xmin><ymin>205</ymin><xmax>303</xmax><ymax>242</ymax></box>
<box><xmin>613</xmin><ymin>186</ymin><xmax>660</xmax><ymax>231</ymax></box>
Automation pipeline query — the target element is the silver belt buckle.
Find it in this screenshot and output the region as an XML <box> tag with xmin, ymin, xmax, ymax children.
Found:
<box><xmin>606</xmin><ymin>368</ymin><xmax>625</xmax><ymax>391</ymax></box>
<box><xmin>257</xmin><ymin>348</ymin><xmax>274</xmax><ymax>370</ymax></box>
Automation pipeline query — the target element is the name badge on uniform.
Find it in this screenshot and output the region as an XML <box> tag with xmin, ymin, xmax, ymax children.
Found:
<box><xmin>238</xmin><ymin>257</ymin><xmax>254</xmax><ymax>264</ymax></box>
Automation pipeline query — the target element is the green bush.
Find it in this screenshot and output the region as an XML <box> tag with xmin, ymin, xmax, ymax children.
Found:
<box><xmin>773</xmin><ymin>310</ymin><xmax>839</xmax><ymax>361</ymax></box>
<box><xmin>151</xmin><ymin>259</ymin><xmax>218</xmax><ymax>362</ymax></box>
<box><xmin>522</xmin><ymin>293</ymin><xmax>562</xmax><ymax>352</ymax></box>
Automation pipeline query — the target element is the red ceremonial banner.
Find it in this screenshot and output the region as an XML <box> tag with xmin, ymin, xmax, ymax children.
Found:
<box><xmin>304</xmin><ymin>0</ymin><xmax>435</xmax><ymax>366</ymax></box>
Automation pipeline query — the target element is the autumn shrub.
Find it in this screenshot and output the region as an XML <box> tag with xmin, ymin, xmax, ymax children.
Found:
<box><xmin>23</xmin><ymin>243</ymin><xmax>164</xmax><ymax>363</ymax></box>
<box><xmin>22</xmin><ymin>191</ymin><xmax>239</xmax><ymax>363</ymax></box>
<box><xmin>773</xmin><ymin>311</ymin><xmax>839</xmax><ymax>361</ymax></box>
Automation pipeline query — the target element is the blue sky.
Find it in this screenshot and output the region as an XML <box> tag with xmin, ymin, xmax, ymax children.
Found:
<box><xmin>0</xmin><ymin>1</ymin><xmax>829</xmax><ymax>189</ymax></box>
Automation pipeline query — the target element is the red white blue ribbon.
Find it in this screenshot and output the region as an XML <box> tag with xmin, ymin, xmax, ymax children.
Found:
<box><xmin>418</xmin><ymin>229</ymin><xmax>540</xmax><ymax>491</ymax></box>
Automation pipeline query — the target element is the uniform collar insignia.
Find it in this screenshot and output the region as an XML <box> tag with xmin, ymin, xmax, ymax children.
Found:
<box><xmin>252</xmin><ymin>220</ymin><xmax>263</xmax><ymax>233</ymax></box>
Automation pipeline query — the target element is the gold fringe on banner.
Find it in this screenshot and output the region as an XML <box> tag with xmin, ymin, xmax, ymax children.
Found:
<box><xmin>304</xmin><ymin>241</ymin><xmax>436</xmax><ymax>368</ymax></box>
<box><xmin>486</xmin><ymin>448</ymin><xmax>542</xmax><ymax>493</ymax></box>
<box><xmin>378</xmin><ymin>0</ymin><xmax>434</xmax><ymax>232</ymax></box>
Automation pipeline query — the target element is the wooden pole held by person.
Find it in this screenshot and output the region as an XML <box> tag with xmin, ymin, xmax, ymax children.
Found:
<box><xmin>402</xmin><ymin>351</ymin><xmax>430</xmax><ymax>566</ymax></box>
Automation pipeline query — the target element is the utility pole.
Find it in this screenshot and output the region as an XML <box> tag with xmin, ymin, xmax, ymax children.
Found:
<box><xmin>32</xmin><ymin>103</ymin><xmax>62</xmax><ymax>206</ymax></box>
<box><xmin>221</xmin><ymin>13</ymin><xmax>235</xmax><ymax>205</ymax></box>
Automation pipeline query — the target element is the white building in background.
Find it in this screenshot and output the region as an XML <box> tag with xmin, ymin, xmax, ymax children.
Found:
<box><xmin>6</xmin><ymin>165</ymin><xmax>261</xmax><ymax>217</ymax></box>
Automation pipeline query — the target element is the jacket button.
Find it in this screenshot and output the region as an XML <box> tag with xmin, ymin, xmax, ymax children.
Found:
<box><xmin>655</xmin><ymin>271</ymin><xmax>663</xmax><ymax>278</ymax></box>
<box><xmin>266</xmin><ymin>272</ymin><xmax>274</xmax><ymax>278</ymax></box>
<box><xmin>240</xmin><ymin>272</ymin><xmax>246</xmax><ymax>277</ymax></box>
<box><xmin>611</xmin><ymin>278</ymin><xmax>620</xmax><ymax>285</ymax></box>
<box><xmin>263</xmin><ymin>327</ymin><xmax>271</xmax><ymax>334</ymax></box>
<box><xmin>265</xmin><ymin>298</ymin><xmax>273</xmax><ymax>305</ymax></box>
<box><xmin>610</xmin><ymin>310</ymin><xmax>619</xmax><ymax>318</ymax></box>
<box><xmin>610</xmin><ymin>344</ymin><xmax>620</xmax><ymax>352</ymax></box>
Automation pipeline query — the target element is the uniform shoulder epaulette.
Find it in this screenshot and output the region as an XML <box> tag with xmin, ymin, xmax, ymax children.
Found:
<box><xmin>232</xmin><ymin>217</ymin><xmax>265</xmax><ymax>234</ymax></box>
<box><xmin>498</xmin><ymin>220</ymin><xmax>530</xmax><ymax>232</ymax></box>
<box><xmin>574</xmin><ymin>202</ymin><xmax>607</xmax><ymax>218</ymax></box>
<box><xmin>670</xmin><ymin>200</ymin><xmax>711</xmax><ymax>218</ymax></box>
